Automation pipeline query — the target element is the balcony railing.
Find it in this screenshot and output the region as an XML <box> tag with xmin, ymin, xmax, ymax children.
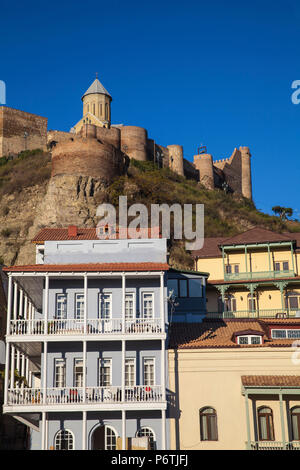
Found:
<box><xmin>206</xmin><ymin>308</ymin><xmax>300</xmax><ymax>319</ymax></box>
<box><xmin>249</xmin><ymin>441</ymin><xmax>300</xmax><ymax>450</ymax></box>
<box><xmin>7</xmin><ymin>385</ymin><xmax>164</xmax><ymax>406</ymax></box>
<box><xmin>224</xmin><ymin>270</ymin><xmax>295</xmax><ymax>282</ymax></box>
<box><xmin>9</xmin><ymin>318</ymin><xmax>162</xmax><ymax>336</ymax></box>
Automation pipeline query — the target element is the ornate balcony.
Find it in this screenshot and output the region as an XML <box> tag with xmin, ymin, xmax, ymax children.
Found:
<box><xmin>7</xmin><ymin>385</ymin><xmax>164</xmax><ymax>406</ymax></box>
<box><xmin>206</xmin><ymin>308</ymin><xmax>300</xmax><ymax>319</ymax></box>
<box><xmin>224</xmin><ymin>270</ymin><xmax>295</xmax><ymax>282</ymax></box>
<box><xmin>8</xmin><ymin>318</ymin><xmax>163</xmax><ymax>337</ymax></box>
<box><xmin>249</xmin><ymin>440</ymin><xmax>300</xmax><ymax>450</ymax></box>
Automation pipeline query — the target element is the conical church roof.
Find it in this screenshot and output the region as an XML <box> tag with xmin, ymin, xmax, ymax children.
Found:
<box><xmin>81</xmin><ymin>78</ymin><xmax>112</xmax><ymax>100</ymax></box>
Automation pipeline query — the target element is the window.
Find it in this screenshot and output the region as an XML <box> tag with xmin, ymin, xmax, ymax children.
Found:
<box><xmin>291</xmin><ymin>407</ymin><xmax>300</xmax><ymax>440</ymax></box>
<box><xmin>271</xmin><ymin>329</ymin><xmax>300</xmax><ymax>339</ymax></box>
<box><xmin>225</xmin><ymin>264</ymin><xmax>239</xmax><ymax>274</ymax></box>
<box><xmin>179</xmin><ymin>279</ymin><xmax>188</xmax><ymax>297</ymax></box>
<box><xmin>136</xmin><ymin>427</ymin><xmax>156</xmax><ymax>450</ymax></box>
<box><xmin>189</xmin><ymin>279</ymin><xmax>203</xmax><ymax>297</ymax></box>
<box><xmin>56</xmin><ymin>294</ymin><xmax>67</xmax><ymax>319</ymax></box>
<box><xmin>200</xmin><ymin>407</ymin><xmax>218</xmax><ymax>441</ymax></box>
<box><xmin>75</xmin><ymin>293</ymin><xmax>84</xmax><ymax>321</ymax></box>
<box><xmin>142</xmin><ymin>293</ymin><xmax>154</xmax><ymax>319</ymax></box>
<box><xmin>275</xmin><ymin>261</ymin><xmax>289</xmax><ymax>271</ymax></box>
<box><xmin>125</xmin><ymin>358</ymin><xmax>135</xmax><ymax>386</ymax></box>
<box><xmin>55</xmin><ymin>359</ymin><xmax>66</xmax><ymax>388</ymax></box>
<box><xmin>285</xmin><ymin>292</ymin><xmax>300</xmax><ymax>310</ymax></box>
<box><xmin>54</xmin><ymin>429</ymin><xmax>74</xmax><ymax>450</ymax></box>
<box><xmin>99</xmin><ymin>293</ymin><xmax>112</xmax><ymax>319</ymax></box>
<box><xmin>99</xmin><ymin>358</ymin><xmax>112</xmax><ymax>387</ymax></box>
<box><xmin>237</xmin><ymin>335</ymin><xmax>262</xmax><ymax>345</ymax></box>
<box><xmin>105</xmin><ymin>426</ymin><xmax>117</xmax><ymax>450</ymax></box>
<box><xmin>220</xmin><ymin>294</ymin><xmax>236</xmax><ymax>312</ymax></box>
<box><xmin>143</xmin><ymin>358</ymin><xmax>155</xmax><ymax>386</ymax></box>
<box><xmin>74</xmin><ymin>358</ymin><xmax>83</xmax><ymax>387</ymax></box>
<box><xmin>258</xmin><ymin>407</ymin><xmax>274</xmax><ymax>441</ymax></box>
<box><xmin>167</xmin><ymin>279</ymin><xmax>178</xmax><ymax>297</ymax></box>
<box><xmin>125</xmin><ymin>293</ymin><xmax>135</xmax><ymax>320</ymax></box>
<box><xmin>248</xmin><ymin>293</ymin><xmax>257</xmax><ymax>311</ymax></box>
<box><xmin>93</xmin><ymin>103</ymin><xmax>95</xmax><ymax>115</ymax></box>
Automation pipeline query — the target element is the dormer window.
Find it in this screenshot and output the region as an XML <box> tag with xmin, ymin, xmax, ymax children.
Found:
<box><xmin>271</xmin><ymin>329</ymin><xmax>300</xmax><ymax>339</ymax></box>
<box><xmin>237</xmin><ymin>335</ymin><xmax>262</xmax><ymax>345</ymax></box>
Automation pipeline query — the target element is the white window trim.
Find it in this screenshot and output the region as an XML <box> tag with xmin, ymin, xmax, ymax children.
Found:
<box><xmin>74</xmin><ymin>292</ymin><xmax>84</xmax><ymax>321</ymax></box>
<box><xmin>98</xmin><ymin>358</ymin><xmax>112</xmax><ymax>387</ymax></box>
<box><xmin>54</xmin><ymin>358</ymin><xmax>66</xmax><ymax>388</ymax></box>
<box><xmin>143</xmin><ymin>357</ymin><xmax>156</xmax><ymax>386</ymax></box>
<box><xmin>271</xmin><ymin>329</ymin><xmax>300</xmax><ymax>339</ymax></box>
<box><xmin>125</xmin><ymin>291</ymin><xmax>136</xmax><ymax>320</ymax></box>
<box><xmin>125</xmin><ymin>357</ymin><xmax>136</xmax><ymax>386</ymax></box>
<box><xmin>99</xmin><ymin>292</ymin><xmax>112</xmax><ymax>319</ymax></box>
<box><xmin>74</xmin><ymin>358</ymin><xmax>83</xmax><ymax>387</ymax></box>
<box><xmin>140</xmin><ymin>291</ymin><xmax>154</xmax><ymax>319</ymax></box>
<box><xmin>104</xmin><ymin>425</ymin><xmax>118</xmax><ymax>450</ymax></box>
<box><xmin>54</xmin><ymin>429</ymin><xmax>75</xmax><ymax>450</ymax></box>
<box><xmin>56</xmin><ymin>293</ymin><xmax>67</xmax><ymax>319</ymax></box>
<box><xmin>135</xmin><ymin>426</ymin><xmax>156</xmax><ymax>450</ymax></box>
<box><xmin>237</xmin><ymin>335</ymin><xmax>262</xmax><ymax>345</ymax></box>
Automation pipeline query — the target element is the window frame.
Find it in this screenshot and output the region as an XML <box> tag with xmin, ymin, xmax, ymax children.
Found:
<box><xmin>199</xmin><ymin>407</ymin><xmax>218</xmax><ymax>441</ymax></box>
<box><xmin>258</xmin><ymin>406</ymin><xmax>275</xmax><ymax>441</ymax></box>
<box><xmin>136</xmin><ymin>427</ymin><xmax>156</xmax><ymax>450</ymax></box>
<box><xmin>74</xmin><ymin>292</ymin><xmax>84</xmax><ymax>321</ymax></box>
<box><xmin>271</xmin><ymin>329</ymin><xmax>300</xmax><ymax>339</ymax></box>
<box><xmin>125</xmin><ymin>357</ymin><xmax>136</xmax><ymax>387</ymax></box>
<box><xmin>54</xmin><ymin>358</ymin><xmax>66</xmax><ymax>388</ymax></box>
<box><xmin>237</xmin><ymin>335</ymin><xmax>262</xmax><ymax>345</ymax></box>
<box><xmin>54</xmin><ymin>429</ymin><xmax>74</xmax><ymax>450</ymax></box>
<box><xmin>141</xmin><ymin>292</ymin><xmax>154</xmax><ymax>319</ymax></box>
<box><xmin>73</xmin><ymin>358</ymin><xmax>83</xmax><ymax>388</ymax></box>
<box><xmin>99</xmin><ymin>292</ymin><xmax>112</xmax><ymax>320</ymax></box>
<box><xmin>291</xmin><ymin>407</ymin><xmax>300</xmax><ymax>441</ymax></box>
<box><xmin>99</xmin><ymin>358</ymin><xmax>112</xmax><ymax>387</ymax></box>
<box><xmin>143</xmin><ymin>357</ymin><xmax>155</xmax><ymax>386</ymax></box>
<box><xmin>125</xmin><ymin>292</ymin><xmax>136</xmax><ymax>320</ymax></box>
<box><xmin>55</xmin><ymin>293</ymin><xmax>67</xmax><ymax>320</ymax></box>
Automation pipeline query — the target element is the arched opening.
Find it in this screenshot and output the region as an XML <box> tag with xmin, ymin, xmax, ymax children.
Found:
<box><xmin>257</xmin><ymin>406</ymin><xmax>274</xmax><ymax>441</ymax></box>
<box><xmin>199</xmin><ymin>407</ymin><xmax>218</xmax><ymax>441</ymax></box>
<box><xmin>136</xmin><ymin>427</ymin><xmax>156</xmax><ymax>450</ymax></box>
<box><xmin>91</xmin><ymin>425</ymin><xmax>117</xmax><ymax>450</ymax></box>
<box><xmin>54</xmin><ymin>429</ymin><xmax>74</xmax><ymax>450</ymax></box>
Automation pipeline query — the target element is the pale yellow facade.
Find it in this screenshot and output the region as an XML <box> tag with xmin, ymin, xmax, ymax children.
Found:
<box><xmin>168</xmin><ymin>347</ymin><xmax>300</xmax><ymax>450</ymax></box>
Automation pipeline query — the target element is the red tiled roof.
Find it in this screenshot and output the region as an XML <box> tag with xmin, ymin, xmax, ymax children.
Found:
<box><xmin>241</xmin><ymin>375</ymin><xmax>300</xmax><ymax>387</ymax></box>
<box><xmin>31</xmin><ymin>227</ymin><xmax>161</xmax><ymax>243</ymax></box>
<box><xmin>192</xmin><ymin>227</ymin><xmax>300</xmax><ymax>259</ymax></box>
<box><xmin>3</xmin><ymin>262</ymin><xmax>169</xmax><ymax>273</ymax></box>
<box><xmin>168</xmin><ymin>318</ymin><xmax>300</xmax><ymax>349</ymax></box>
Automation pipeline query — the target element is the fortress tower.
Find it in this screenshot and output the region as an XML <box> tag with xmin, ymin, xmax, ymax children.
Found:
<box><xmin>73</xmin><ymin>76</ymin><xmax>112</xmax><ymax>133</ymax></box>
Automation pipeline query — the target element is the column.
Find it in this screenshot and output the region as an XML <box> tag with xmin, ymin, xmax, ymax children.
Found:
<box><xmin>245</xmin><ymin>246</ymin><xmax>248</xmax><ymax>276</ymax></box>
<box><xmin>43</xmin><ymin>341</ymin><xmax>47</xmax><ymax>404</ymax></box>
<box><xmin>82</xmin><ymin>411</ymin><xmax>87</xmax><ymax>450</ymax></box>
<box><xmin>16</xmin><ymin>350</ymin><xmax>20</xmax><ymax>388</ymax></box>
<box><xmin>21</xmin><ymin>353</ymin><xmax>25</xmax><ymax>388</ymax></box>
<box><xmin>160</xmin><ymin>273</ymin><xmax>164</xmax><ymax>332</ymax></box>
<box><xmin>6</xmin><ymin>275</ymin><xmax>12</xmax><ymax>336</ymax></box>
<box><xmin>4</xmin><ymin>342</ymin><xmax>10</xmax><ymax>405</ymax></box>
<box><xmin>122</xmin><ymin>273</ymin><xmax>126</xmax><ymax>333</ymax></box>
<box><xmin>222</xmin><ymin>247</ymin><xmax>226</xmax><ymax>279</ymax></box>
<box><xmin>18</xmin><ymin>289</ymin><xmax>23</xmax><ymax>319</ymax></box>
<box><xmin>41</xmin><ymin>412</ymin><xmax>46</xmax><ymax>450</ymax></box>
<box><xmin>13</xmin><ymin>281</ymin><xmax>18</xmax><ymax>320</ymax></box>
<box><xmin>268</xmin><ymin>244</ymin><xmax>271</xmax><ymax>272</ymax></box>
<box><xmin>161</xmin><ymin>339</ymin><xmax>166</xmax><ymax>401</ymax></box>
<box><xmin>83</xmin><ymin>341</ymin><xmax>87</xmax><ymax>403</ymax></box>
<box><xmin>279</xmin><ymin>392</ymin><xmax>287</xmax><ymax>447</ymax></box>
<box><xmin>44</xmin><ymin>275</ymin><xmax>49</xmax><ymax>335</ymax></box>
<box><xmin>161</xmin><ymin>409</ymin><xmax>166</xmax><ymax>450</ymax></box>
<box><xmin>122</xmin><ymin>340</ymin><xmax>125</xmax><ymax>404</ymax></box>
<box><xmin>291</xmin><ymin>242</ymin><xmax>295</xmax><ymax>274</ymax></box>
<box><xmin>10</xmin><ymin>346</ymin><xmax>15</xmax><ymax>391</ymax></box>
<box><xmin>84</xmin><ymin>274</ymin><xmax>88</xmax><ymax>334</ymax></box>
<box><xmin>122</xmin><ymin>409</ymin><xmax>126</xmax><ymax>450</ymax></box>
<box><xmin>45</xmin><ymin>413</ymin><xmax>48</xmax><ymax>450</ymax></box>
<box><xmin>244</xmin><ymin>392</ymin><xmax>251</xmax><ymax>449</ymax></box>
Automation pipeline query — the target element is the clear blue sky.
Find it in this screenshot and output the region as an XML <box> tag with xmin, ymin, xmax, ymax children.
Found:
<box><xmin>1</xmin><ymin>0</ymin><xmax>300</xmax><ymax>217</ymax></box>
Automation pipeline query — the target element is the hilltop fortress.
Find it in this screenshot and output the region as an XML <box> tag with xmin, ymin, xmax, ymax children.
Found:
<box><xmin>0</xmin><ymin>77</ymin><xmax>252</xmax><ymax>199</ymax></box>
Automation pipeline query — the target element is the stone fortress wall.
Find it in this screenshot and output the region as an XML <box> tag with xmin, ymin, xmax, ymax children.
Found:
<box><xmin>0</xmin><ymin>81</ymin><xmax>252</xmax><ymax>199</ymax></box>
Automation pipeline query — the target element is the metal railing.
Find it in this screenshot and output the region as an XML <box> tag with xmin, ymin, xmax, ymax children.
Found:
<box><xmin>7</xmin><ymin>385</ymin><xmax>164</xmax><ymax>405</ymax></box>
<box><xmin>249</xmin><ymin>440</ymin><xmax>300</xmax><ymax>450</ymax></box>
<box><xmin>206</xmin><ymin>308</ymin><xmax>300</xmax><ymax>319</ymax></box>
<box><xmin>9</xmin><ymin>318</ymin><xmax>163</xmax><ymax>336</ymax></box>
<box><xmin>225</xmin><ymin>270</ymin><xmax>295</xmax><ymax>282</ymax></box>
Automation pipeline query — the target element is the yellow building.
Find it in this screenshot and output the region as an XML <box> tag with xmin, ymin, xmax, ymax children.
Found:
<box><xmin>168</xmin><ymin>318</ymin><xmax>300</xmax><ymax>450</ymax></box>
<box><xmin>193</xmin><ymin>227</ymin><xmax>300</xmax><ymax>319</ymax></box>
<box><xmin>73</xmin><ymin>76</ymin><xmax>112</xmax><ymax>133</ymax></box>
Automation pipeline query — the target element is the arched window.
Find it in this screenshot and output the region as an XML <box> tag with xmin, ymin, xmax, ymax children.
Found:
<box><xmin>218</xmin><ymin>294</ymin><xmax>236</xmax><ymax>313</ymax></box>
<box><xmin>200</xmin><ymin>407</ymin><xmax>218</xmax><ymax>441</ymax></box>
<box><xmin>248</xmin><ymin>293</ymin><xmax>257</xmax><ymax>311</ymax></box>
<box><xmin>136</xmin><ymin>427</ymin><xmax>156</xmax><ymax>450</ymax></box>
<box><xmin>291</xmin><ymin>407</ymin><xmax>300</xmax><ymax>440</ymax></box>
<box><xmin>54</xmin><ymin>429</ymin><xmax>74</xmax><ymax>450</ymax></box>
<box><xmin>91</xmin><ymin>425</ymin><xmax>117</xmax><ymax>450</ymax></box>
<box><xmin>258</xmin><ymin>407</ymin><xmax>274</xmax><ymax>441</ymax></box>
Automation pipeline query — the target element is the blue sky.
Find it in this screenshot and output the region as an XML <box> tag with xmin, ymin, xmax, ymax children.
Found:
<box><xmin>1</xmin><ymin>0</ymin><xmax>300</xmax><ymax>217</ymax></box>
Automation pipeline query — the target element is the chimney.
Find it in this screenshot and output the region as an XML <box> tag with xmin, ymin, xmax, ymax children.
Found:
<box><xmin>68</xmin><ymin>225</ymin><xmax>78</xmax><ymax>237</ymax></box>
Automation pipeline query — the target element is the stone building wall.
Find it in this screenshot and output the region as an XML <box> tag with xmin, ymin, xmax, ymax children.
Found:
<box><xmin>0</xmin><ymin>106</ymin><xmax>47</xmax><ymax>157</ymax></box>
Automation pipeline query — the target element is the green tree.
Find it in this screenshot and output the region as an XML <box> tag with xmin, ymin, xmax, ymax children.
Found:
<box><xmin>272</xmin><ymin>206</ymin><xmax>293</xmax><ymax>221</ymax></box>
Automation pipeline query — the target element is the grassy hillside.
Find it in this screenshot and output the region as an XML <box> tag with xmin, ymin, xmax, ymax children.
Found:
<box><xmin>0</xmin><ymin>150</ymin><xmax>299</xmax><ymax>269</ymax></box>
